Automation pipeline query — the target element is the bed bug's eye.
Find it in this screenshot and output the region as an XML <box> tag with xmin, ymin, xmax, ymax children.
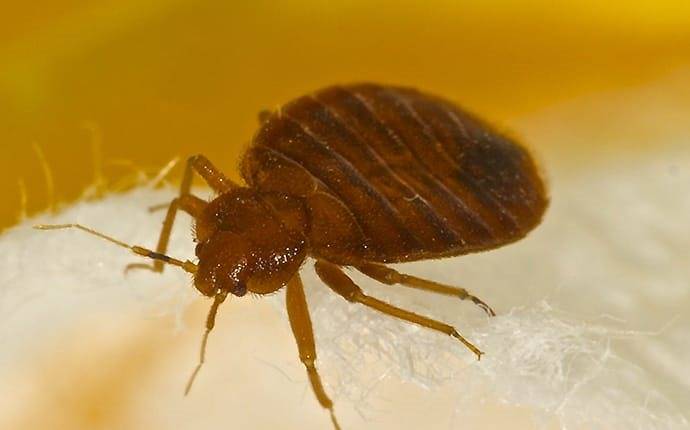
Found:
<box><xmin>232</xmin><ymin>280</ymin><xmax>247</xmax><ymax>297</ymax></box>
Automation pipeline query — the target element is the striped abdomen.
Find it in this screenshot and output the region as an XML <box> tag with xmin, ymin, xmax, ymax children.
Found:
<box><xmin>242</xmin><ymin>83</ymin><xmax>548</xmax><ymax>264</ymax></box>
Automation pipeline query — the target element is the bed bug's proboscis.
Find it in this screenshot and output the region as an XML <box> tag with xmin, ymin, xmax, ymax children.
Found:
<box><xmin>35</xmin><ymin>83</ymin><xmax>548</xmax><ymax>429</ymax></box>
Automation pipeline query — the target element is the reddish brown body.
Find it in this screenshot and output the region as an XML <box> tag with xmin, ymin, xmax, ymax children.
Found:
<box><xmin>39</xmin><ymin>83</ymin><xmax>548</xmax><ymax>430</ymax></box>
<box><xmin>242</xmin><ymin>83</ymin><xmax>547</xmax><ymax>266</ymax></box>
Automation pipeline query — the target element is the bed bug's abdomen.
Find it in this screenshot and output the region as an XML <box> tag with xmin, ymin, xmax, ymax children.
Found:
<box><xmin>242</xmin><ymin>83</ymin><xmax>548</xmax><ymax>264</ymax></box>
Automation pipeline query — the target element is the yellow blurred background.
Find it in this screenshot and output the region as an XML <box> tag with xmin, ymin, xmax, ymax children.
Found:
<box><xmin>2</xmin><ymin>0</ymin><xmax>690</xmax><ymax>230</ymax></box>
<box><xmin>2</xmin><ymin>2</ymin><xmax>690</xmax><ymax>429</ymax></box>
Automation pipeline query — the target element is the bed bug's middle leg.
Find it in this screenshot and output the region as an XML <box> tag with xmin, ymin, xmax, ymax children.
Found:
<box><xmin>315</xmin><ymin>260</ymin><xmax>483</xmax><ymax>360</ymax></box>
<box><xmin>356</xmin><ymin>263</ymin><xmax>496</xmax><ymax>316</ymax></box>
<box><xmin>285</xmin><ymin>274</ymin><xmax>341</xmax><ymax>430</ymax></box>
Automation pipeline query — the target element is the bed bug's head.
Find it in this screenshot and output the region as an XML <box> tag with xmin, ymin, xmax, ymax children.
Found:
<box><xmin>192</xmin><ymin>236</ymin><xmax>250</xmax><ymax>297</ymax></box>
<box><xmin>192</xmin><ymin>188</ymin><xmax>307</xmax><ymax>298</ymax></box>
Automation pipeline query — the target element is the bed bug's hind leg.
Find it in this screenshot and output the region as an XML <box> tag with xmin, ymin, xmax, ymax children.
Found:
<box><xmin>356</xmin><ymin>263</ymin><xmax>495</xmax><ymax>316</ymax></box>
<box><xmin>130</xmin><ymin>155</ymin><xmax>239</xmax><ymax>273</ymax></box>
<box><xmin>315</xmin><ymin>260</ymin><xmax>483</xmax><ymax>360</ymax></box>
<box><xmin>286</xmin><ymin>274</ymin><xmax>341</xmax><ymax>430</ymax></box>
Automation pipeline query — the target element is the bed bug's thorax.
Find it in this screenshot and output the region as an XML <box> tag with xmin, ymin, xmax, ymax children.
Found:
<box><xmin>193</xmin><ymin>187</ymin><xmax>309</xmax><ymax>297</ymax></box>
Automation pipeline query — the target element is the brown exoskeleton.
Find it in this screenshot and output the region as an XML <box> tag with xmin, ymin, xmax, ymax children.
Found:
<box><xmin>36</xmin><ymin>84</ymin><xmax>548</xmax><ymax>429</ymax></box>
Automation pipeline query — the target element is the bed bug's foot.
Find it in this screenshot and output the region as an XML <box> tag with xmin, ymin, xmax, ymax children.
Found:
<box><xmin>466</xmin><ymin>294</ymin><xmax>496</xmax><ymax>317</ymax></box>
<box><xmin>329</xmin><ymin>408</ymin><xmax>342</xmax><ymax>430</ymax></box>
<box><xmin>450</xmin><ymin>329</ymin><xmax>484</xmax><ymax>360</ymax></box>
<box><xmin>124</xmin><ymin>262</ymin><xmax>159</xmax><ymax>274</ymax></box>
<box><xmin>125</xmin><ymin>252</ymin><xmax>177</xmax><ymax>274</ymax></box>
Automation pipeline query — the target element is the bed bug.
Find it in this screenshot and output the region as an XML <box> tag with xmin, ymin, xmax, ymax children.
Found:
<box><xmin>36</xmin><ymin>83</ymin><xmax>548</xmax><ymax>429</ymax></box>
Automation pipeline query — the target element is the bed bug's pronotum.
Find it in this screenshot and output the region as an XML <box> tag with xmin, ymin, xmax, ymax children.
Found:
<box><xmin>36</xmin><ymin>83</ymin><xmax>548</xmax><ymax>429</ymax></box>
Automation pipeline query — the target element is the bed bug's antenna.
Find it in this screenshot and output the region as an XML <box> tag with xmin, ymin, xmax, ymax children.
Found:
<box><xmin>34</xmin><ymin>222</ymin><xmax>225</xmax><ymax>394</ymax></box>
<box><xmin>33</xmin><ymin>223</ymin><xmax>198</xmax><ymax>274</ymax></box>
<box><xmin>184</xmin><ymin>290</ymin><xmax>227</xmax><ymax>395</ymax></box>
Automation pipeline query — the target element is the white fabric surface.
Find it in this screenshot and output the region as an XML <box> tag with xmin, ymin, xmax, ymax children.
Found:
<box><xmin>1</xmin><ymin>74</ymin><xmax>688</xmax><ymax>429</ymax></box>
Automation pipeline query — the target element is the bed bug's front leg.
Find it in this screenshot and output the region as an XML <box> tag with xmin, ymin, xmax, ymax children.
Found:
<box><xmin>315</xmin><ymin>260</ymin><xmax>484</xmax><ymax>360</ymax></box>
<box><xmin>356</xmin><ymin>263</ymin><xmax>495</xmax><ymax>316</ymax></box>
<box><xmin>285</xmin><ymin>274</ymin><xmax>341</xmax><ymax>430</ymax></box>
<box><xmin>132</xmin><ymin>155</ymin><xmax>238</xmax><ymax>273</ymax></box>
<box><xmin>126</xmin><ymin>194</ymin><xmax>207</xmax><ymax>273</ymax></box>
